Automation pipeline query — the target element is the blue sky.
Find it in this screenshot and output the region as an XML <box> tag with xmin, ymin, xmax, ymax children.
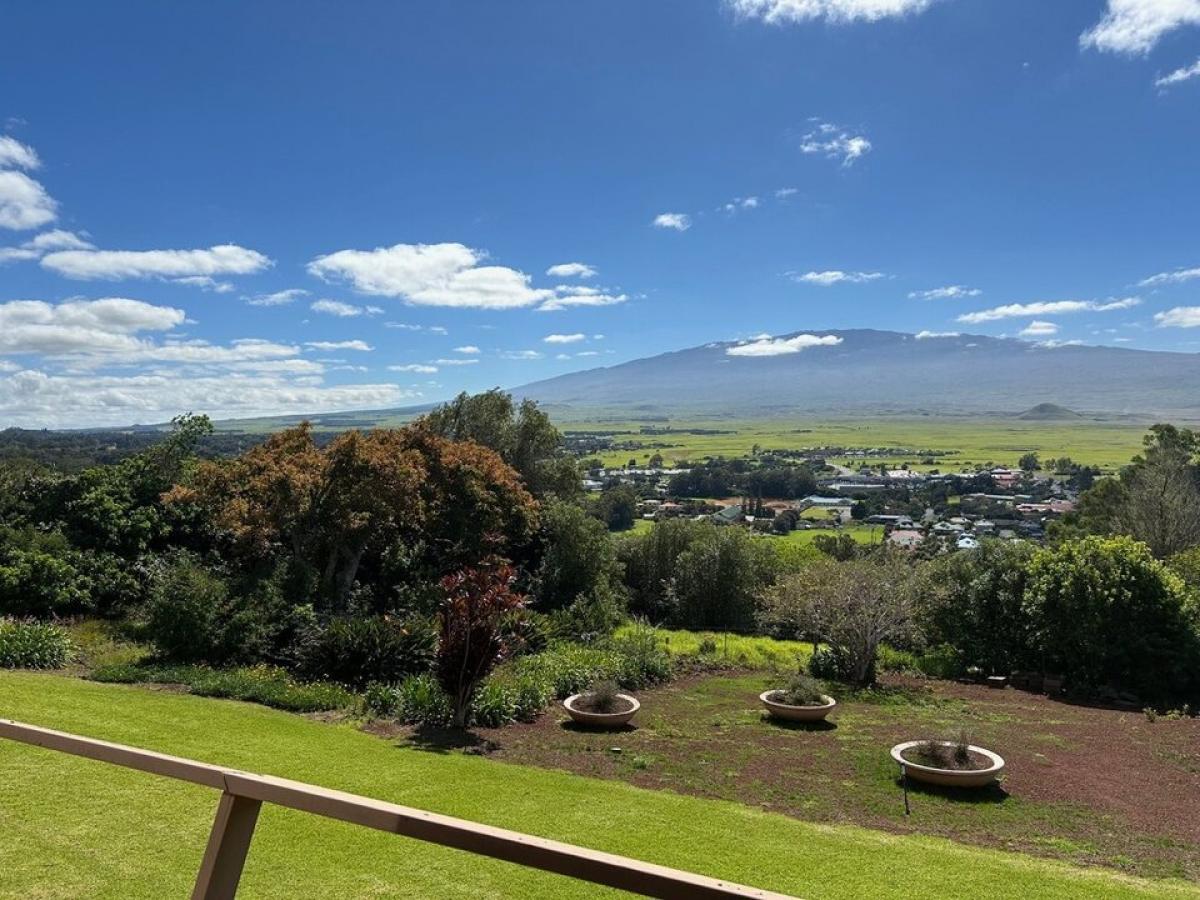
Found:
<box><xmin>2</xmin><ymin>0</ymin><xmax>1200</xmax><ymax>426</ymax></box>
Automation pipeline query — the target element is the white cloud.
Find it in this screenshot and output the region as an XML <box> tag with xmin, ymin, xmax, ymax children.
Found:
<box><xmin>0</xmin><ymin>136</ymin><xmax>41</xmax><ymax>170</ymax></box>
<box><xmin>389</xmin><ymin>363</ymin><xmax>439</xmax><ymax>373</ymax></box>
<box><xmin>174</xmin><ymin>276</ymin><xmax>234</xmax><ymax>293</ymax></box>
<box><xmin>0</xmin><ymin>229</ymin><xmax>93</xmax><ymax>264</ymax></box>
<box><xmin>434</xmin><ymin>358</ymin><xmax>480</xmax><ymax>366</ymax></box>
<box><xmin>1019</xmin><ymin>320</ymin><xmax>1059</xmax><ymax>338</ymax></box>
<box><xmin>791</xmin><ymin>269</ymin><xmax>884</xmax><ymax>286</ymax></box>
<box><xmin>537</xmin><ymin>285</ymin><xmax>629</xmax><ymax>311</ymax></box>
<box><xmin>453</xmin><ymin>345</ymin><xmax>481</xmax><ymax>354</ymax></box>
<box><xmin>726</xmin><ymin>333</ymin><xmax>843</xmax><ymax>356</ymax></box>
<box><xmin>499</xmin><ymin>349</ymin><xmax>544</xmax><ymax>360</ymax></box>
<box><xmin>575</xmin><ymin>350</ymin><xmax>600</xmax><ymax>357</ymax></box>
<box><xmin>1154</xmin><ymin>306</ymin><xmax>1200</xmax><ymax>327</ymax></box>
<box><xmin>309</xmin><ymin>241</ymin><xmax>556</xmax><ymax>310</ymax></box>
<box><xmin>721</xmin><ymin>196</ymin><xmax>760</xmax><ymax>213</ymax></box>
<box><xmin>1138</xmin><ymin>265</ymin><xmax>1200</xmax><ymax>287</ymax></box>
<box><xmin>429</xmin><ymin>325</ymin><xmax>448</xmax><ymax>334</ymax></box>
<box><xmin>914</xmin><ymin>330</ymin><xmax>960</xmax><ymax>339</ymax></box>
<box><xmin>546</xmin><ymin>262</ymin><xmax>597</xmax><ymax>279</ymax></box>
<box><xmin>310</xmin><ymin>299</ymin><xmax>364</xmax><ymax>317</ymax></box>
<box><xmin>304</xmin><ymin>340</ymin><xmax>373</xmax><ymax>351</ymax></box>
<box><xmin>0</xmin><ymin>170</ymin><xmax>58</xmax><ymax>230</ymax></box>
<box><xmin>1156</xmin><ymin>57</ymin><xmax>1200</xmax><ymax>87</ymax></box>
<box><xmin>775</xmin><ymin>187</ymin><xmax>799</xmax><ymax>199</ymax></box>
<box><xmin>728</xmin><ymin>0</ymin><xmax>936</xmax><ymax>24</ymax></box>
<box><xmin>543</xmin><ymin>333</ymin><xmax>585</xmax><ymax>344</ymax></box>
<box><xmin>555</xmin><ymin>353</ymin><xmax>571</xmax><ymax>360</ymax></box>
<box><xmin>800</xmin><ymin>121</ymin><xmax>872</xmax><ymax>167</ymax></box>
<box><xmin>247</xmin><ymin>288</ymin><xmax>308</xmax><ymax>307</ymax></box>
<box><xmin>652</xmin><ymin>213</ymin><xmax>692</xmax><ymax>231</ymax></box>
<box><xmin>41</xmin><ymin>244</ymin><xmax>271</xmax><ymax>281</ymax></box>
<box><xmin>1034</xmin><ymin>339</ymin><xmax>1085</xmax><ymax>349</ymax></box>
<box><xmin>908</xmin><ymin>285</ymin><xmax>981</xmax><ymax>300</ymax></box>
<box><xmin>1082</xmin><ymin>0</ymin><xmax>1200</xmax><ymax>54</ymax></box>
<box><xmin>957</xmin><ymin>297</ymin><xmax>1140</xmax><ymax>323</ymax></box>
<box><xmin>0</xmin><ymin>298</ymin><xmax>186</xmax><ymax>356</ymax></box>
<box><xmin>0</xmin><ymin>368</ymin><xmax>413</xmax><ymax>429</ymax></box>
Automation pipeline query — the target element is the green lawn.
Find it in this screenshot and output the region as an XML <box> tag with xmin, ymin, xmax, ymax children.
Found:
<box><xmin>2</xmin><ymin>673</ymin><xmax>1196</xmax><ymax>899</ymax></box>
<box><xmin>772</xmin><ymin>524</ymin><xmax>884</xmax><ymax>547</ymax></box>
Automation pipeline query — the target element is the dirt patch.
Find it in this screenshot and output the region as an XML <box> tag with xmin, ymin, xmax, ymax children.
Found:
<box><xmin>380</xmin><ymin>672</ymin><xmax>1200</xmax><ymax>882</ymax></box>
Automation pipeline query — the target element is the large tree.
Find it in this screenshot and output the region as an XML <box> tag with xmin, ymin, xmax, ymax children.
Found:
<box><xmin>418</xmin><ymin>390</ymin><xmax>579</xmax><ymax>499</ymax></box>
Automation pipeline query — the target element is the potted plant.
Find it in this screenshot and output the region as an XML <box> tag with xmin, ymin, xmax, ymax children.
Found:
<box><xmin>563</xmin><ymin>680</ymin><xmax>640</xmax><ymax>728</ymax></box>
<box><xmin>891</xmin><ymin>734</ymin><xmax>1005</xmax><ymax>788</ymax></box>
<box><xmin>759</xmin><ymin>673</ymin><xmax>837</xmax><ymax>722</ymax></box>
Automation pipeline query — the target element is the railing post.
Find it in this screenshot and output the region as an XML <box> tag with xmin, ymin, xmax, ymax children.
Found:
<box><xmin>191</xmin><ymin>790</ymin><xmax>262</xmax><ymax>900</ymax></box>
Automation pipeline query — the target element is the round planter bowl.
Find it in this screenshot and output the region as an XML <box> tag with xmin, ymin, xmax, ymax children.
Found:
<box><xmin>759</xmin><ymin>691</ymin><xmax>837</xmax><ymax>722</ymax></box>
<box><xmin>891</xmin><ymin>741</ymin><xmax>1005</xmax><ymax>788</ymax></box>
<box><xmin>563</xmin><ymin>693</ymin><xmax>640</xmax><ymax>728</ymax></box>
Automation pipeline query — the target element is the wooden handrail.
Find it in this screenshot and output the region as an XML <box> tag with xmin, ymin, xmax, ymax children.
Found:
<box><xmin>0</xmin><ymin>718</ymin><xmax>796</xmax><ymax>900</ymax></box>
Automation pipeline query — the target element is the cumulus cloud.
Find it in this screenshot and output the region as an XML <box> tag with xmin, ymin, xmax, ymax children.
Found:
<box><xmin>726</xmin><ymin>333</ymin><xmax>843</xmax><ymax>356</ymax></box>
<box><xmin>914</xmin><ymin>330</ymin><xmax>960</xmax><ymax>339</ymax></box>
<box><xmin>1019</xmin><ymin>320</ymin><xmax>1059</xmax><ymax>338</ymax></box>
<box><xmin>499</xmin><ymin>349</ymin><xmax>544</xmax><ymax>360</ymax></box>
<box><xmin>727</xmin><ymin>0</ymin><xmax>936</xmax><ymax>23</ymax></box>
<box><xmin>0</xmin><ymin>298</ymin><xmax>186</xmax><ymax>356</ymax></box>
<box><xmin>247</xmin><ymin>288</ymin><xmax>308</xmax><ymax>307</ymax></box>
<box><xmin>310</xmin><ymin>299</ymin><xmax>366</xmax><ymax>317</ymax></box>
<box><xmin>0</xmin><ymin>137</ymin><xmax>58</xmax><ymax>231</ymax></box>
<box><xmin>1156</xmin><ymin>57</ymin><xmax>1200</xmax><ymax>87</ymax></box>
<box><xmin>652</xmin><ymin>213</ymin><xmax>691</xmax><ymax>231</ymax></box>
<box><xmin>0</xmin><ymin>229</ymin><xmax>93</xmax><ymax>263</ymax></box>
<box><xmin>775</xmin><ymin>187</ymin><xmax>799</xmax><ymax>199</ymax></box>
<box><xmin>800</xmin><ymin>121</ymin><xmax>872</xmax><ymax>166</ymax></box>
<box><xmin>791</xmin><ymin>269</ymin><xmax>884</xmax><ymax>286</ymax></box>
<box><xmin>1082</xmin><ymin>0</ymin><xmax>1200</xmax><ymax>54</ymax></box>
<box><xmin>908</xmin><ymin>285</ymin><xmax>981</xmax><ymax>300</ymax></box>
<box><xmin>0</xmin><ymin>136</ymin><xmax>41</xmax><ymax>170</ymax></box>
<box><xmin>1138</xmin><ymin>265</ymin><xmax>1200</xmax><ymax>287</ymax></box>
<box><xmin>543</xmin><ymin>333</ymin><xmax>585</xmax><ymax>344</ymax></box>
<box><xmin>453</xmin><ymin>345</ymin><xmax>481</xmax><ymax>354</ymax></box>
<box><xmin>957</xmin><ymin>298</ymin><xmax>1140</xmax><ymax>323</ymax></box>
<box><xmin>721</xmin><ymin>196</ymin><xmax>760</xmax><ymax>213</ymax></box>
<box><xmin>389</xmin><ymin>363</ymin><xmax>439</xmax><ymax>373</ymax></box>
<box><xmin>1154</xmin><ymin>306</ymin><xmax>1200</xmax><ymax>327</ymax></box>
<box><xmin>0</xmin><ymin>368</ymin><xmax>413</xmax><ymax>429</ymax></box>
<box><xmin>41</xmin><ymin>244</ymin><xmax>271</xmax><ymax>281</ymax></box>
<box><xmin>434</xmin><ymin>358</ymin><xmax>480</xmax><ymax>366</ymax></box>
<box><xmin>304</xmin><ymin>340</ymin><xmax>373</xmax><ymax>351</ymax></box>
<box><xmin>538</xmin><ymin>286</ymin><xmax>629</xmax><ymax>311</ymax></box>
<box><xmin>546</xmin><ymin>262</ymin><xmax>596</xmax><ymax>279</ymax></box>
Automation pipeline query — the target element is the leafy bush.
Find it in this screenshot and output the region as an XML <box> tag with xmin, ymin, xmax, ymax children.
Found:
<box><xmin>0</xmin><ymin>528</ymin><xmax>90</xmax><ymax>618</ymax></box>
<box><xmin>0</xmin><ymin>619</ymin><xmax>73</xmax><ymax>669</ymax></box>
<box><xmin>364</xmin><ymin>681</ymin><xmax>401</xmax><ymax>716</ymax></box>
<box><xmin>771</xmin><ymin>672</ymin><xmax>826</xmax><ymax>706</ymax></box>
<box><xmin>394</xmin><ymin>673</ymin><xmax>452</xmax><ymax>726</ymax></box>
<box><xmin>143</xmin><ymin>556</ymin><xmax>247</xmax><ymax>664</ymax></box>
<box><xmin>1024</xmin><ymin>536</ymin><xmax>1200</xmax><ymax>704</ymax></box>
<box><xmin>609</xmin><ymin>622</ymin><xmax>673</xmax><ymax>686</ymax></box>
<box><xmin>298</xmin><ymin>615</ymin><xmax>435</xmax><ymax>689</ymax></box>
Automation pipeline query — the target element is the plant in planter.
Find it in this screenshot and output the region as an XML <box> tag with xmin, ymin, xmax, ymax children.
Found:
<box><xmin>759</xmin><ymin>673</ymin><xmax>837</xmax><ymax>722</ymax></box>
<box><xmin>891</xmin><ymin>731</ymin><xmax>1005</xmax><ymax>788</ymax></box>
<box><xmin>563</xmin><ymin>679</ymin><xmax>640</xmax><ymax>728</ymax></box>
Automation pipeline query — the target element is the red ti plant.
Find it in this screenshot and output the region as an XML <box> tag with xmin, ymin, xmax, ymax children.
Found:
<box><xmin>436</xmin><ymin>559</ymin><xmax>525</xmax><ymax>727</ymax></box>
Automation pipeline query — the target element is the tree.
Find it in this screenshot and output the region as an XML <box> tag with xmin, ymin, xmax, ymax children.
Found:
<box><xmin>1056</xmin><ymin>425</ymin><xmax>1200</xmax><ymax>558</ymax></box>
<box><xmin>591</xmin><ymin>484</ymin><xmax>637</xmax><ymax>531</ymax></box>
<box><xmin>435</xmin><ymin>560</ymin><xmax>525</xmax><ymax>727</ymax></box>
<box><xmin>531</xmin><ymin>500</ymin><xmax>623</xmax><ymax>613</ymax></box>
<box><xmin>811</xmin><ymin>532</ymin><xmax>860</xmax><ymax>561</ymax></box>
<box><xmin>1018</xmin><ymin>452</ymin><xmax>1040</xmax><ymax>473</ymax></box>
<box><xmin>1023</xmin><ymin>536</ymin><xmax>1200</xmax><ymax>704</ymax></box>
<box><xmin>668</xmin><ymin>524</ymin><xmax>778</xmax><ymax>630</ymax></box>
<box><xmin>419</xmin><ymin>390</ymin><xmax>579</xmax><ymax>499</ymax></box>
<box><xmin>759</xmin><ymin>549</ymin><xmax>920</xmax><ymax>686</ymax></box>
<box><xmin>920</xmin><ymin>540</ymin><xmax>1036</xmax><ymax>675</ymax></box>
<box><xmin>648</xmin><ymin>453</ymin><xmax>665</xmax><ymax>469</ymax></box>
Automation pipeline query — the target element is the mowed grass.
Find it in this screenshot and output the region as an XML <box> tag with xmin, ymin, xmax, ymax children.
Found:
<box><xmin>3</xmin><ymin>674</ymin><xmax>1195</xmax><ymax>899</ymax></box>
<box><xmin>582</xmin><ymin>417</ymin><xmax>1156</xmax><ymax>472</ymax></box>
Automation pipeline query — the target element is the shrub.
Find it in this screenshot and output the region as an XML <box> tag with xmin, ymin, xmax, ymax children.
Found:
<box><xmin>576</xmin><ymin>679</ymin><xmax>623</xmax><ymax>713</ymax></box>
<box><xmin>298</xmin><ymin>615</ymin><xmax>435</xmax><ymax>689</ymax></box>
<box><xmin>0</xmin><ymin>619</ymin><xmax>74</xmax><ymax>669</ymax></box>
<box><xmin>364</xmin><ymin>681</ymin><xmax>401</xmax><ymax>717</ymax></box>
<box><xmin>0</xmin><ymin>528</ymin><xmax>90</xmax><ymax>618</ymax></box>
<box><xmin>1024</xmin><ymin>536</ymin><xmax>1200</xmax><ymax>704</ymax></box>
<box><xmin>394</xmin><ymin>673</ymin><xmax>452</xmax><ymax>726</ymax></box>
<box><xmin>435</xmin><ymin>561</ymin><xmax>525</xmax><ymax>727</ymax></box>
<box><xmin>609</xmin><ymin>622</ymin><xmax>673</xmax><ymax>687</ymax></box>
<box><xmin>772</xmin><ymin>672</ymin><xmax>825</xmax><ymax>706</ymax></box>
<box><xmin>87</xmin><ymin>662</ymin><xmax>352</xmax><ymax>712</ymax></box>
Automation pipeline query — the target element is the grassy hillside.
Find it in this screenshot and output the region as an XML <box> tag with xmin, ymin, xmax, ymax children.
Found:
<box><xmin>1</xmin><ymin>673</ymin><xmax>1196</xmax><ymax>899</ymax></box>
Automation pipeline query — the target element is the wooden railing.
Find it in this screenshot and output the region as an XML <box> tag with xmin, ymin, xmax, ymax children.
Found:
<box><xmin>0</xmin><ymin>719</ymin><xmax>795</xmax><ymax>900</ymax></box>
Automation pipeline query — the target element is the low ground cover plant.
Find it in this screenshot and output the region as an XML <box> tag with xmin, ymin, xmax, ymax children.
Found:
<box><xmin>0</xmin><ymin>619</ymin><xmax>73</xmax><ymax>669</ymax></box>
<box><xmin>573</xmin><ymin>679</ymin><xmax>632</xmax><ymax>714</ymax></box>
<box><xmin>768</xmin><ymin>672</ymin><xmax>826</xmax><ymax>706</ymax></box>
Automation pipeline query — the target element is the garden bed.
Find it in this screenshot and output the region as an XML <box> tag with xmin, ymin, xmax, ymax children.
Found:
<box><xmin>392</xmin><ymin>670</ymin><xmax>1200</xmax><ymax>883</ymax></box>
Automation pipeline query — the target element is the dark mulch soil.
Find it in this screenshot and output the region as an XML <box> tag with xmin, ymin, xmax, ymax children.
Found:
<box><xmin>381</xmin><ymin>671</ymin><xmax>1200</xmax><ymax>882</ymax></box>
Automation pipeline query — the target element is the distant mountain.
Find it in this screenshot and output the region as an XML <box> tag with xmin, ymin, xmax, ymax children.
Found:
<box><xmin>511</xmin><ymin>329</ymin><xmax>1200</xmax><ymax>419</ymax></box>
